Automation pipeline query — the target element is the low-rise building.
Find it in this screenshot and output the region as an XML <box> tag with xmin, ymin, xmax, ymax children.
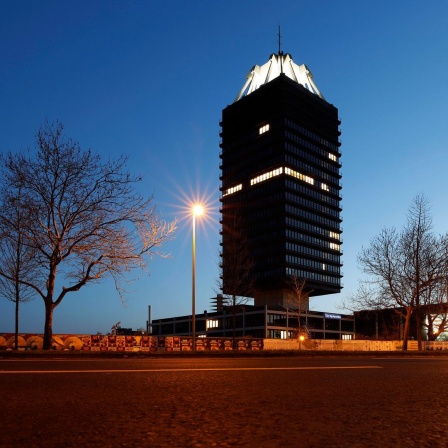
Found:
<box><xmin>151</xmin><ymin>304</ymin><xmax>355</xmax><ymax>340</ymax></box>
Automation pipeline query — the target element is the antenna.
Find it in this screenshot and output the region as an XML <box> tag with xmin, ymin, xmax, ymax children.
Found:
<box><xmin>278</xmin><ymin>25</ymin><xmax>284</xmax><ymax>74</ymax></box>
<box><xmin>278</xmin><ymin>25</ymin><xmax>282</xmax><ymax>54</ymax></box>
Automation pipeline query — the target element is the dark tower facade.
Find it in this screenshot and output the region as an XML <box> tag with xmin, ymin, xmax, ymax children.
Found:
<box><xmin>219</xmin><ymin>52</ymin><xmax>342</xmax><ymax>308</ymax></box>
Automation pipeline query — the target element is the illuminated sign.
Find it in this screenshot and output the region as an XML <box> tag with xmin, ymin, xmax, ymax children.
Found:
<box><xmin>325</xmin><ymin>313</ymin><xmax>341</xmax><ymax>319</ymax></box>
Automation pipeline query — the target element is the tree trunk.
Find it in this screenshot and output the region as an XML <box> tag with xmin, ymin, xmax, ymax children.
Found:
<box><xmin>416</xmin><ymin>306</ymin><xmax>423</xmax><ymax>350</ymax></box>
<box><xmin>43</xmin><ymin>262</ymin><xmax>57</xmax><ymax>350</ymax></box>
<box><xmin>43</xmin><ymin>300</ymin><xmax>54</xmax><ymax>350</ymax></box>
<box><xmin>375</xmin><ymin>312</ymin><xmax>378</xmax><ymax>340</ymax></box>
<box><xmin>402</xmin><ymin>310</ymin><xmax>413</xmax><ymax>351</ymax></box>
<box><xmin>232</xmin><ymin>295</ymin><xmax>236</xmax><ymax>349</ymax></box>
<box><xmin>14</xmin><ymin>296</ymin><xmax>19</xmax><ymax>350</ymax></box>
<box><xmin>14</xmin><ymin>276</ymin><xmax>20</xmax><ymax>350</ymax></box>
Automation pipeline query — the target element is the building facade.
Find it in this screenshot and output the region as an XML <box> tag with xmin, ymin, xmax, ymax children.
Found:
<box><xmin>151</xmin><ymin>304</ymin><xmax>355</xmax><ymax>340</ymax></box>
<box><xmin>219</xmin><ymin>52</ymin><xmax>343</xmax><ymax>307</ymax></box>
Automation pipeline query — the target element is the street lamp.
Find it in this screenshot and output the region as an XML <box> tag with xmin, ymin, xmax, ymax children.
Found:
<box><xmin>192</xmin><ymin>204</ymin><xmax>203</xmax><ymax>351</ymax></box>
<box><xmin>299</xmin><ymin>334</ymin><xmax>305</xmax><ymax>350</ymax></box>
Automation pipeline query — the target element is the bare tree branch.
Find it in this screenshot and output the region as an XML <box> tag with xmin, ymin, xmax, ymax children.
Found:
<box><xmin>351</xmin><ymin>195</ymin><xmax>448</xmax><ymax>349</ymax></box>
<box><xmin>0</xmin><ymin>120</ymin><xmax>177</xmax><ymax>349</ymax></box>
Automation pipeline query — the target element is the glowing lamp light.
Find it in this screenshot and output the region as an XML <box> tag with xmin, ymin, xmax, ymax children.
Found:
<box><xmin>193</xmin><ymin>204</ymin><xmax>204</xmax><ymax>217</ymax></box>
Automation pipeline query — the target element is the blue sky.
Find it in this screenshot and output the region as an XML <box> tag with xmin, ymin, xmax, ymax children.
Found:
<box><xmin>1</xmin><ymin>1</ymin><xmax>448</xmax><ymax>334</ymax></box>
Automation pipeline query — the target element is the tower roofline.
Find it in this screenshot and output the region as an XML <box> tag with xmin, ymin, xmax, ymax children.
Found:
<box><xmin>234</xmin><ymin>52</ymin><xmax>325</xmax><ymax>103</ymax></box>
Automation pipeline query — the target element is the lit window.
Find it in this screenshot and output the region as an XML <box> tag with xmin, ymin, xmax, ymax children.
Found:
<box><xmin>223</xmin><ymin>184</ymin><xmax>242</xmax><ymax>197</ymax></box>
<box><xmin>321</xmin><ymin>183</ymin><xmax>329</xmax><ymax>191</ymax></box>
<box><xmin>259</xmin><ymin>124</ymin><xmax>270</xmax><ymax>135</ymax></box>
<box><xmin>330</xmin><ymin>242</ymin><xmax>340</xmax><ymax>251</ymax></box>
<box><xmin>285</xmin><ymin>167</ymin><xmax>314</xmax><ymax>185</ymax></box>
<box><xmin>206</xmin><ymin>319</ymin><xmax>219</xmax><ymax>329</ymax></box>
<box><xmin>250</xmin><ymin>167</ymin><xmax>283</xmax><ymax>186</ymax></box>
<box><xmin>328</xmin><ymin>153</ymin><xmax>337</xmax><ymax>162</ymax></box>
<box><xmin>250</xmin><ymin>166</ymin><xmax>316</xmax><ymax>187</ymax></box>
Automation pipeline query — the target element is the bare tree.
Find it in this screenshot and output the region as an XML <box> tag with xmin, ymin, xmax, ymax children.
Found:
<box><xmin>285</xmin><ymin>275</ymin><xmax>311</xmax><ymax>339</ymax></box>
<box><xmin>358</xmin><ymin>226</ymin><xmax>416</xmax><ymax>349</ymax></box>
<box><xmin>0</xmin><ymin>121</ymin><xmax>177</xmax><ymax>349</ymax></box>
<box><xmin>401</xmin><ymin>195</ymin><xmax>435</xmax><ymax>348</ymax></box>
<box><xmin>420</xmin><ymin>276</ymin><xmax>448</xmax><ymax>340</ymax></box>
<box><xmin>0</xmin><ymin>185</ymin><xmax>37</xmax><ymax>349</ymax></box>
<box><xmin>418</xmin><ymin>237</ymin><xmax>448</xmax><ymax>341</ymax></box>
<box><xmin>218</xmin><ymin>213</ymin><xmax>255</xmax><ymax>348</ymax></box>
<box><xmin>356</xmin><ymin>195</ymin><xmax>448</xmax><ymax>350</ymax></box>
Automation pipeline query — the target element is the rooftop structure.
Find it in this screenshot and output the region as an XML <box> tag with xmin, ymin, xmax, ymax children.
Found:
<box><xmin>234</xmin><ymin>52</ymin><xmax>325</xmax><ymax>102</ymax></box>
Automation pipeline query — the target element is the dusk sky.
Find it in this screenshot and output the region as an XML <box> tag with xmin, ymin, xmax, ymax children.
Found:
<box><xmin>1</xmin><ymin>1</ymin><xmax>448</xmax><ymax>335</ymax></box>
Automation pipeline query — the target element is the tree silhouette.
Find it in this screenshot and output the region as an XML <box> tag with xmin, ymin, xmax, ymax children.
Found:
<box><xmin>0</xmin><ymin>184</ymin><xmax>37</xmax><ymax>349</ymax></box>
<box><xmin>285</xmin><ymin>275</ymin><xmax>312</xmax><ymax>339</ymax></box>
<box><xmin>355</xmin><ymin>195</ymin><xmax>448</xmax><ymax>350</ymax></box>
<box><xmin>0</xmin><ymin>121</ymin><xmax>176</xmax><ymax>349</ymax></box>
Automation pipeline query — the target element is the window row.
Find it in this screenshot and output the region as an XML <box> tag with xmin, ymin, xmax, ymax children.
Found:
<box><xmin>286</xmin><ymin>191</ymin><xmax>339</xmax><ymax>219</ymax></box>
<box><xmin>286</xmin><ymin>254</ymin><xmax>341</xmax><ymax>274</ymax></box>
<box><xmin>222</xmin><ymin>183</ymin><xmax>242</xmax><ymax>197</ymax></box>
<box><xmin>285</xmin><ymin>131</ymin><xmax>340</xmax><ymax>169</ymax></box>
<box><xmin>286</xmin><ymin>267</ymin><xmax>341</xmax><ymax>285</ymax></box>
<box><xmin>259</xmin><ymin>124</ymin><xmax>270</xmax><ymax>135</ymax></box>
<box><xmin>285</xmin><ymin>214</ymin><xmax>341</xmax><ymax>243</ymax></box>
<box><xmin>285</xmin><ymin>179</ymin><xmax>341</xmax><ymax>208</ymax></box>
<box><xmin>284</xmin><ymin>193</ymin><xmax>341</xmax><ymax>229</ymax></box>
<box><xmin>250</xmin><ymin>166</ymin><xmax>316</xmax><ymax>188</ymax></box>
<box><xmin>284</xmin><ymin>118</ymin><xmax>340</xmax><ymax>153</ymax></box>
<box><xmin>285</xmin><ymin>140</ymin><xmax>340</xmax><ymax>175</ymax></box>
<box><xmin>284</xmin><ymin>153</ymin><xmax>340</xmax><ymax>186</ymax></box>
<box><xmin>222</xmin><ymin>134</ymin><xmax>341</xmax><ymax>182</ymax></box>
<box><xmin>221</xmin><ymin>119</ymin><xmax>278</xmax><ymax>158</ymax></box>
<box><xmin>251</xmin><ymin>167</ymin><xmax>283</xmax><ymax>186</ymax></box>
<box><xmin>284</xmin><ymin>167</ymin><xmax>314</xmax><ymax>185</ymax></box>
<box><xmin>285</xmin><ymin>241</ymin><xmax>341</xmax><ymax>263</ymax></box>
<box><xmin>286</xmin><ymin>228</ymin><xmax>341</xmax><ymax>252</ymax></box>
<box><xmin>221</xmin><ymin>144</ymin><xmax>340</xmax><ymax>189</ymax></box>
<box><xmin>249</xmin><ymin>166</ymin><xmax>338</xmax><ymax>201</ymax></box>
<box><xmin>220</xmin><ymin>126</ymin><xmax>258</xmax><ymax>153</ymax></box>
<box><xmin>206</xmin><ymin>319</ymin><xmax>220</xmax><ymax>329</ymax></box>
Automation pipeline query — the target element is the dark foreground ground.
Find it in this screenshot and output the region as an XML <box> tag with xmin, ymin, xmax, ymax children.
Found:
<box><xmin>2</xmin><ymin>353</ymin><xmax>448</xmax><ymax>447</ymax></box>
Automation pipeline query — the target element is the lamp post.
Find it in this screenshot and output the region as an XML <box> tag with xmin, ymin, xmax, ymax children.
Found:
<box><xmin>192</xmin><ymin>204</ymin><xmax>203</xmax><ymax>351</ymax></box>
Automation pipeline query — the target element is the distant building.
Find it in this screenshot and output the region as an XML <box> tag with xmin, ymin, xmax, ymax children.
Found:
<box><xmin>219</xmin><ymin>51</ymin><xmax>343</xmax><ymax>308</ymax></box>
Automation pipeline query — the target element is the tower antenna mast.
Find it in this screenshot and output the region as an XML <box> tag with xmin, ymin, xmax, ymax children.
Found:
<box><xmin>278</xmin><ymin>25</ymin><xmax>283</xmax><ymax>73</ymax></box>
<box><xmin>278</xmin><ymin>25</ymin><xmax>282</xmax><ymax>54</ymax></box>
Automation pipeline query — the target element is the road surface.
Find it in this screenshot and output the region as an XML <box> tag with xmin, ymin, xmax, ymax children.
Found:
<box><xmin>1</xmin><ymin>355</ymin><xmax>447</xmax><ymax>447</ymax></box>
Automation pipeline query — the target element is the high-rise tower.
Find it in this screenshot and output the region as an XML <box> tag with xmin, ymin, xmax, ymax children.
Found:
<box><xmin>219</xmin><ymin>52</ymin><xmax>342</xmax><ymax>308</ymax></box>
